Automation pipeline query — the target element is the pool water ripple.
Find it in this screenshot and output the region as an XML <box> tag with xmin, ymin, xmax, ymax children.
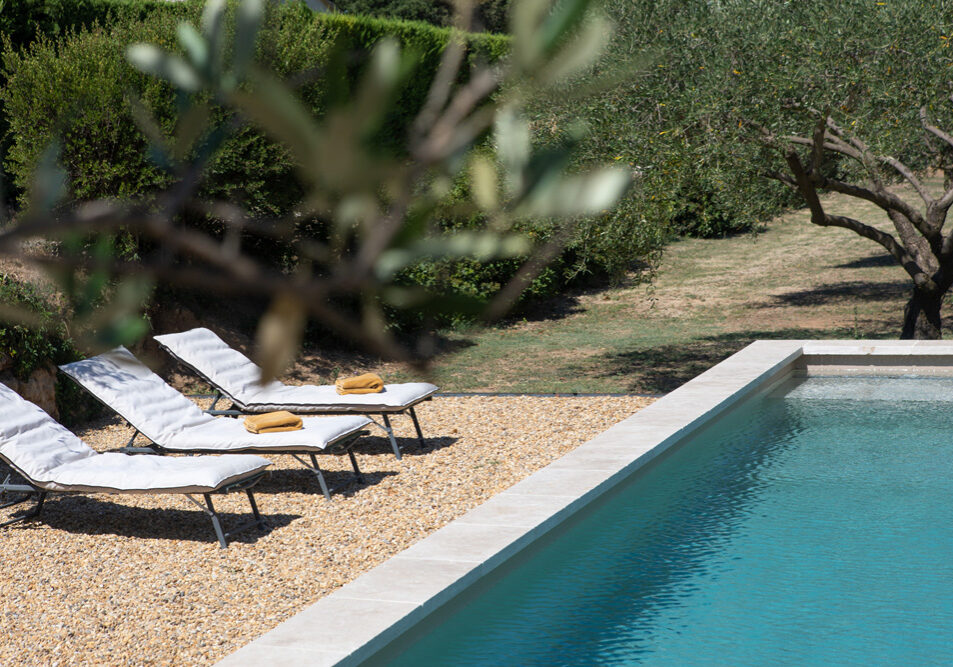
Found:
<box><xmin>370</xmin><ymin>377</ymin><xmax>953</xmax><ymax>665</ymax></box>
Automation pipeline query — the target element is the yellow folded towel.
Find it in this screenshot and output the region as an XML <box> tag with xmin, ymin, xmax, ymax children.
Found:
<box><xmin>244</xmin><ymin>411</ymin><xmax>303</xmax><ymax>434</ymax></box>
<box><xmin>335</xmin><ymin>372</ymin><xmax>384</xmax><ymax>395</ymax></box>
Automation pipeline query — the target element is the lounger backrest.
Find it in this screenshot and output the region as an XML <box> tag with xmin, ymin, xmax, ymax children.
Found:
<box><xmin>154</xmin><ymin>328</ymin><xmax>282</xmax><ymax>407</ymax></box>
<box><xmin>59</xmin><ymin>347</ymin><xmax>215</xmax><ymax>443</ymax></box>
<box><xmin>0</xmin><ymin>382</ymin><xmax>96</xmax><ymax>484</ymax></box>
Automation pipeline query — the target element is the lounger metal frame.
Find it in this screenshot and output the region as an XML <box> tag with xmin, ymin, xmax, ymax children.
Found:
<box><xmin>121</xmin><ymin>423</ymin><xmax>368</xmax><ymax>501</ymax></box>
<box><xmin>0</xmin><ymin>460</ymin><xmax>268</xmax><ymax>548</ymax></box>
<box><xmin>207</xmin><ymin>391</ymin><xmax>430</xmax><ymax>460</ymax></box>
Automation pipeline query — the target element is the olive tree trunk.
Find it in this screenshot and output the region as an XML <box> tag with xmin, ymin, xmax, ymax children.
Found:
<box><xmin>761</xmin><ymin>108</ymin><xmax>953</xmax><ymax>339</ymax></box>
<box><xmin>902</xmin><ymin>287</ymin><xmax>944</xmax><ymax>339</ymax></box>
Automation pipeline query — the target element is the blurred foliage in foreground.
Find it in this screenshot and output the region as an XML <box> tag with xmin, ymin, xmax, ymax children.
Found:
<box><xmin>2</xmin><ymin>1</ymin><xmax>646</xmax><ymax>328</ymax></box>
<box><xmin>0</xmin><ymin>0</ymin><xmax>632</xmax><ymax>378</ymax></box>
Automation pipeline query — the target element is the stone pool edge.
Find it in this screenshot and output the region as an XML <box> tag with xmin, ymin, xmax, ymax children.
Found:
<box><xmin>215</xmin><ymin>340</ymin><xmax>953</xmax><ymax>667</ymax></box>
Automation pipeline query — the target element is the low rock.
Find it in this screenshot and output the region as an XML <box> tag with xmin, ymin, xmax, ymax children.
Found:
<box><xmin>0</xmin><ymin>365</ymin><xmax>59</xmax><ymax>418</ymax></box>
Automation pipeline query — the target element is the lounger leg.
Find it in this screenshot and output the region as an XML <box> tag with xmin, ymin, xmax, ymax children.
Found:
<box><xmin>381</xmin><ymin>414</ymin><xmax>401</xmax><ymax>460</ymax></box>
<box><xmin>309</xmin><ymin>454</ymin><xmax>333</xmax><ymax>501</ymax></box>
<box><xmin>0</xmin><ymin>492</ymin><xmax>46</xmax><ymax>528</ymax></box>
<box><xmin>0</xmin><ymin>493</ymin><xmax>31</xmax><ymax>510</ymax></box>
<box><xmin>203</xmin><ymin>494</ymin><xmax>229</xmax><ymax>549</ymax></box>
<box><xmin>408</xmin><ymin>407</ymin><xmax>426</xmax><ymax>449</ymax></box>
<box><xmin>186</xmin><ymin>483</ymin><xmax>267</xmax><ymax>548</ymax></box>
<box><xmin>121</xmin><ymin>425</ymin><xmax>154</xmax><ymax>454</ymax></box>
<box><xmin>347</xmin><ymin>450</ymin><xmax>365</xmax><ymax>484</ymax></box>
<box><xmin>246</xmin><ymin>490</ymin><xmax>267</xmax><ymax>529</ymax></box>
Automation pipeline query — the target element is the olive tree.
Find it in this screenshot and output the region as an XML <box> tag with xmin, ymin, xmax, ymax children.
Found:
<box><xmin>761</xmin><ymin>104</ymin><xmax>953</xmax><ymax>339</ymax></box>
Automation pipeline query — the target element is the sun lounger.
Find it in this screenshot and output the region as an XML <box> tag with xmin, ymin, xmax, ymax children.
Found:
<box><xmin>154</xmin><ymin>328</ymin><xmax>439</xmax><ymax>459</ymax></box>
<box><xmin>0</xmin><ymin>382</ymin><xmax>271</xmax><ymax>548</ymax></box>
<box><xmin>59</xmin><ymin>347</ymin><xmax>373</xmax><ymax>500</ymax></box>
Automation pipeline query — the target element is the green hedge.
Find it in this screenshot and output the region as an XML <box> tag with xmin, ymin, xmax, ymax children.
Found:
<box><xmin>0</xmin><ymin>0</ymin><xmax>184</xmax><ymax>205</ymax></box>
<box><xmin>6</xmin><ymin>3</ymin><xmax>609</xmax><ymax>329</ymax></box>
<box><xmin>2</xmin><ymin>2</ymin><xmax>667</xmax><ymax>326</ymax></box>
<box><xmin>0</xmin><ymin>0</ymin><xmax>180</xmax><ymax>52</ymax></box>
<box><xmin>2</xmin><ymin>3</ymin><xmax>508</xmax><ymax>212</ymax></box>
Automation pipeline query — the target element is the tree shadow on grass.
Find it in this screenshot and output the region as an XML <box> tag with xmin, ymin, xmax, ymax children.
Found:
<box><xmin>283</xmin><ymin>335</ymin><xmax>477</xmax><ymax>382</ymax></box>
<box><xmin>492</xmin><ymin>270</ymin><xmax>653</xmax><ymax>330</ymax></box>
<box><xmin>586</xmin><ymin>327</ymin><xmax>897</xmax><ymax>395</ymax></box>
<box><xmin>14</xmin><ymin>495</ymin><xmax>297</xmax><ymax>546</ymax></box>
<box><xmin>836</xmin><ymin>254</ymin><xmax>897</xmax><ymax>269</ymax></box>
<box><xmin>756</xmin><ymin>281</ymin><xmax>907</xmax><ymax>307</ymax></box>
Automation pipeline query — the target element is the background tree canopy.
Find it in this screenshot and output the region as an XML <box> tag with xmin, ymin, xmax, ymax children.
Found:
<box><xmin>339</xmin><ymin>0</ymin><xmax>953</xmax><ymax>241</ymax></box>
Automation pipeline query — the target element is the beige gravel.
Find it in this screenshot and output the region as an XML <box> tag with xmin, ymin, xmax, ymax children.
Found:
<box><xmin>0</xmin><ymin>394</ymin><xmax>653</xmax><ymax>665</ymax></box>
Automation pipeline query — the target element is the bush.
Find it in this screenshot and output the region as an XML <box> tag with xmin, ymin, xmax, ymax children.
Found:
<box><xmin>0</xmin><ymin>277</ymin><xmax>71</xmax><ymax>379</ymax></box>
<box><xmin>3</xmin><ymin>3</ymin><xmax>558</xmax><ymax>326</ymax></box>
<box><xmin>0</xmin><ymin>0</ymin><xmax>181</xmax><ymax>53</ymax></box>
<box><xmin>0</xmin><ymin>0</ymin><xmax>185</xmax><ymax>206</ymax></box>
<box><xmin>0</xmin><ymin>276</ymin><xmax>98</xmax><ymax>424</ymax></box>
<box><xmin>3</xmin><ymin>2</ymin><xmax>662</xmax><ymax>329</ymax></box>
<box><xmin>2</xmin><ymin>4</ymin><xmax>509</xmax><ymax>212</ymax></box>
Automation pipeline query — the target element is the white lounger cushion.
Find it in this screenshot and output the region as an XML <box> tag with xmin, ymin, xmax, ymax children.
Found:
<box><xmin>154</xmin><ymin>328</ymin><xmax>439</xmax><ymax>413</ymax></box>
<box><xmin>0</xmin><ymin>383</ymin><xmax>270</xmax><ymax>494</ymax></box>
<box><xmin>59</xmin><ymin>348</ymin><xmax>371</xmax><ymax>452</ymax></box>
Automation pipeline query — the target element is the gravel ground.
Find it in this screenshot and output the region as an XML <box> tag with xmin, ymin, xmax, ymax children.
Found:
<box><xmin>0</xmin><ymin>394</ymin><xmax>653</xmax><ymax>665</ymax></box>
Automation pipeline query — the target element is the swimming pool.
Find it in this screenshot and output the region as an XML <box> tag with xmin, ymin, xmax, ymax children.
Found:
<box><xmin>368</xmin><ymin>375</ymin><xmax>953</xmax><ymax>664</ymax></box>
<box><xmin>216</xmin><ymin>342</ymin><xmax>953</xmax><ymax>666</ymax></box>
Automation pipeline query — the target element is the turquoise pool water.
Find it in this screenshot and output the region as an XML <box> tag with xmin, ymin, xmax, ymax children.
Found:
<box><xmin>369</xmin><ymin>376</ymin><xmax>953</xmax><ymax>665</ymax></box>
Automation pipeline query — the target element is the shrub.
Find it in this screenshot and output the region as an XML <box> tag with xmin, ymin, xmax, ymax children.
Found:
<box><xmin>4</xmin><ymin>4</ymin><xmax>556</xmax><ymax>323</ymax></box>
<box><xmin>0</xmin><ymin>275</ymin><xmax>97</xmax><ymax>424</ymax></box>
<box><xmin>0</xmin><ymin>0</ymin><xmax>185</xmax><ymax>205</ymax></box>
<box><xmin>2</xmin><ymin>4</ymin><xmax>509</xmax><ymax>211</ymax></box>
<box><xmin>0</xmin><ymin>0</ymin><xmax>183</xmax><ymax>49</ymax></box>
<box><xmin>0</xmin><ymin>277</ymin><xmax>71</xmax><ymax>379</ymax></box>
<box><xmin>4</xmin><ymin>2</ymin><xmax>662</xmax><ymax>329</ymax></box>
<box><xmin>0</xmin><ymin>0</ymin><xmax>183</xmax><ymax>52</ymax></box>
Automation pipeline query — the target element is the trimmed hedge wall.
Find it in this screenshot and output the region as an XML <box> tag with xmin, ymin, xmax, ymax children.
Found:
<box><xmin>2</xmin><ymin>3</ymin><xmax>508</xmax><ymax>213</ymax></box>
<box><xmin>4</xmin><ymin>3</ymin><xmax>576</xmax><ymax>327</ymax></box>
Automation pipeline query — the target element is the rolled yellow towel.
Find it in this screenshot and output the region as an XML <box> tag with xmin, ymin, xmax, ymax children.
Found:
<box><xmin>244</xmin><ymin>411</ymin><xmax>303</xmax><ymax>434</ymax></box>
<box><xmin>335</xmin><ymin>372</ymin><xmax>384</xmax><ymax>395</ymax></box>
